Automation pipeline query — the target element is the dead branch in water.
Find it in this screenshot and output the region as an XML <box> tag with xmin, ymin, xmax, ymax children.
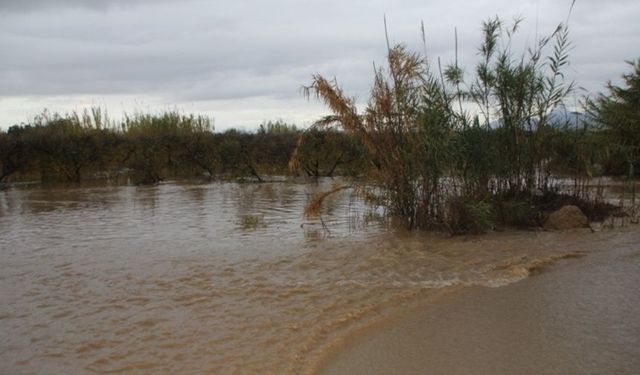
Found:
<box><xmin>305</xmin><ymin>184</ymin><xmax>353</xmax><ymax>217</ymax></box>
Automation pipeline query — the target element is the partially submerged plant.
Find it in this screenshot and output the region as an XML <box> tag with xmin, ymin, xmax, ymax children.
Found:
<box><xmin>304</xmin><ymin>184</ymin><xmax>352</xmax><ymax>217</ymax></box>
<box><xmin>302</xmin><ymin>34</ymin><xmax>455</xmax><ymax>230</ymax></box>
<box><xmin>239</xmin><ymin>214</ymin><xmax>266</xmax><ymax>230</ymax></box>
<box><xmin>302</xmin><ymin>8</ymin><xmax>578</xmax><ymax>232</ymax></box>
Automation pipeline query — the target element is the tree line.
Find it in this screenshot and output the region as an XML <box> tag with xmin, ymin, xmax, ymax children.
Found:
<box><xmin>0</xmin><ymin>112</ymin><xmax>367</xmax><ymax>185</ymax></box>
<box><xmin>1</xmin><ymin>86</ymin><xmax>634</xmax><ymax>189</ymax></box>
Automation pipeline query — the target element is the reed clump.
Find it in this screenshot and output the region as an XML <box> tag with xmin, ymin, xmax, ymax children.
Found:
<box><xmin>300</xmin><ymin>9</ymin><xmax>622</xmax><ymax>232</ymax></box>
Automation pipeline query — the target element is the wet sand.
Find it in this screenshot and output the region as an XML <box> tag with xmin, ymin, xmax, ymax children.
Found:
<box><xmin>321</xmin><ymin>227</ymin><xmax>640</xmax><ymax>375</ymax></box>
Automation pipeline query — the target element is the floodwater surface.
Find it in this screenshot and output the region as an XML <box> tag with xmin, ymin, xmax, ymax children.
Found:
<box><xmin>321</xmin><ymin>227</ymin><xmax>640</xmax><ymax>375</ymax></box>
<box><xmin>0</xmin><ymin>179</ymin><xmax>637</xmax><ymax>374</ymax></box>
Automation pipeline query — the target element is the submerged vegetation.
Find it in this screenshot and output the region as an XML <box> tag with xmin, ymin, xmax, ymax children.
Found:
<box><xmin>239</xmin><ymin>214</ymin><xmax>267</xmax><ymax>230</ymax></box>
<box><xmin>297</xmin><ymin>12</ymin><xmax>636</xmax><ymax>232</ymax></box>
<box><xmin>0</xmin><ymin>114</ymin><xmax>363</xmax><ymax>185</ymax></box>
<box><xmin>0</xmin><ymin>11</ymin><xmax>637</xmax><ymax>233</ymax></box>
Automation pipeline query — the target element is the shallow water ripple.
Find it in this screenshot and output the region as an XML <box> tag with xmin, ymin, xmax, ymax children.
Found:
<box><xmin>0</xmin><ymin>180</ymin><xmax>627</xmax><ymax>374</ymax></box>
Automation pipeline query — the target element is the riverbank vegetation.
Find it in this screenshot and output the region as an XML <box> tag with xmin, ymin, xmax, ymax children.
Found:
<box><xmin>298</xmin><ymin>13</ymin><xmax>638</xmax><ymax>232</ymax></box>
<box><xmin>1</xmin><ymin>16</ymin><xmax>637</xmax><ymax>233</ymax></box>
<box><xmin>0</xmin><ymin>113</ymin><xmax>365</xmax><ymax>185</ymax></box>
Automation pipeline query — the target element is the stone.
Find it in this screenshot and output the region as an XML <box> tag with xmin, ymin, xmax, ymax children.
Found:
<box><xmin>544</xmin><ymin>205</ymin><xmax>589</xmax><ymax>230</ymax></box>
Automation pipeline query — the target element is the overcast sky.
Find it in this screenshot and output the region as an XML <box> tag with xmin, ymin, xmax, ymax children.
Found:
<box><xmin>1</xmin><ymin>0</ymin><xmax>638</xmax><ymax>130</ymax></box>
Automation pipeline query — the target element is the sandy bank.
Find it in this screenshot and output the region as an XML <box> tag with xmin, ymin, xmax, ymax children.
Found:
<box><xmin>320</xmin><ymin>228</ymin><xmax>640</xmax><ymax>375</ymax></box>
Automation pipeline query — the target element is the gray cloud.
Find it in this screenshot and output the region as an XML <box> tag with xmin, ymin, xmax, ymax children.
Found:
<box><xmin>0</xmin><ymin>0</ymin><xmax>174</xmax><ymax>12</ymax></box>
<box><xmin>1</xmin><ymin>0</ymin><xmax>639</xmax><ymax>128</ymax></box>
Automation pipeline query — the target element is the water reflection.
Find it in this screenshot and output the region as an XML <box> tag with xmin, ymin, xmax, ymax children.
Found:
<box><xmin>132</xmin><ymin>184</ymin><xmax>160</xmax><ymax>214</ymax></box>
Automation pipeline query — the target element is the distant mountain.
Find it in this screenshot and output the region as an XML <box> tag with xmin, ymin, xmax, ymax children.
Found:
<box><xmin>487</xmin><ymin>105</ymin><xmax>587</xmax><ymax>130</ymax></box>
<box><xmin>546</xmin><ymin>105</ymin><xmax>586</xmax><ymax>129</ymax></box>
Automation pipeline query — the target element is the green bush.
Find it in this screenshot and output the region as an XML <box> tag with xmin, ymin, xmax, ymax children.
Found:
<box><xmin>447</xmin><ymin>198</ymin><xmax>495</xmax><ymax>234</ymax></box>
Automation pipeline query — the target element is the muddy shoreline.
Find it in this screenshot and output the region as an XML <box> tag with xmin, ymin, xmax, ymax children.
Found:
<box><xmin>319</xmin><ymin>226</ymin><xmax>640</xmax><ymax>375</ymax></box>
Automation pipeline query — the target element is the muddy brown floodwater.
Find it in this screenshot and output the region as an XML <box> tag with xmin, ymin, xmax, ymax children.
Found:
<box><xmin>320</xmin><ymin>226</ymin><xmax>640</xmax><ymax>375</ymax></box>
<box><xmin>1</xmin><ymin>179</ymin><xmax>638</xmax><ymax>374</ymax></box>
